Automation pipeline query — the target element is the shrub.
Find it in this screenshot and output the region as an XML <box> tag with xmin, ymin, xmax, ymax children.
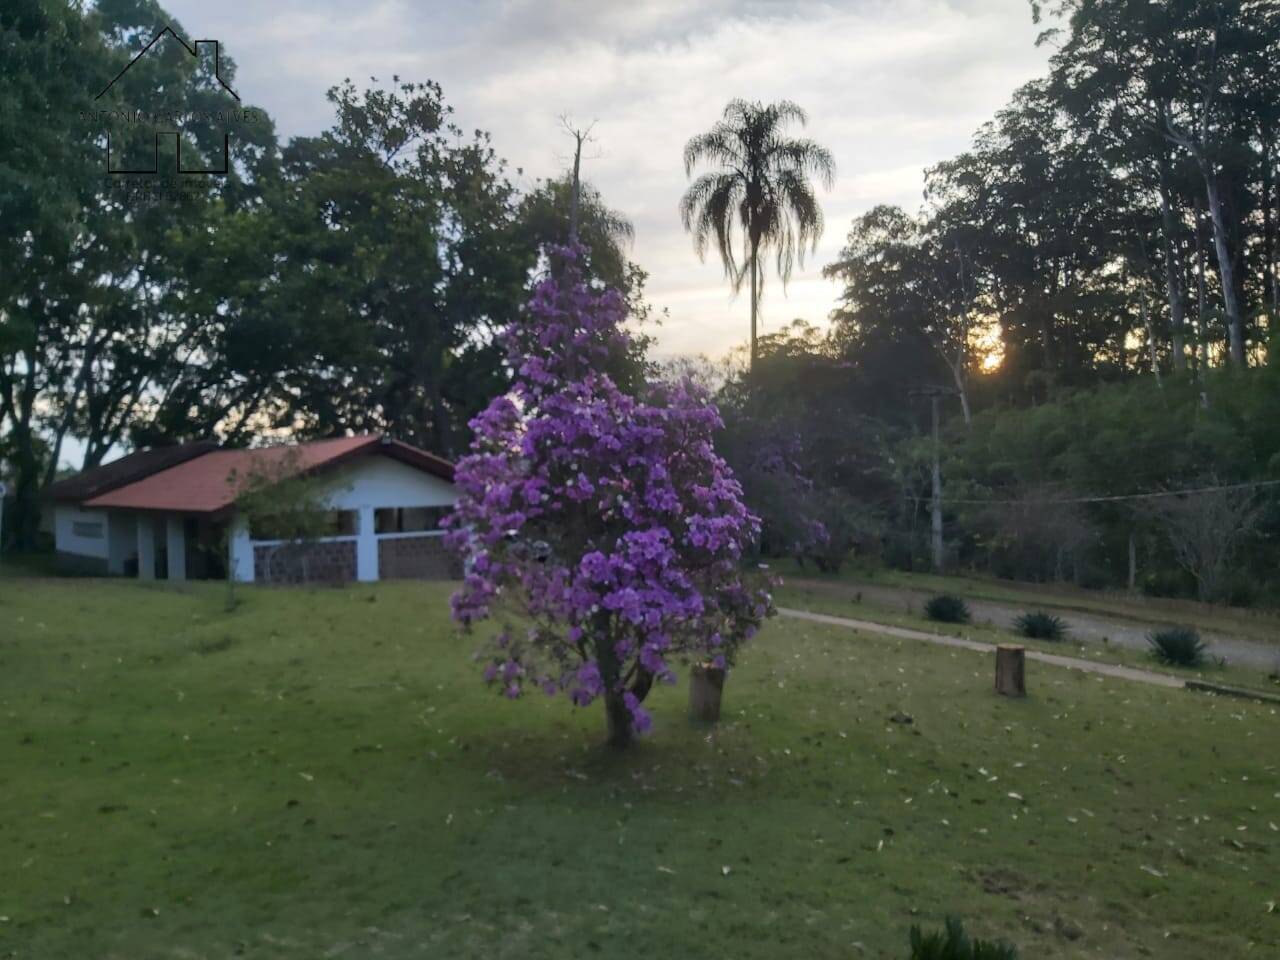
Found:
<box><xmin>1147</xmin><ymin>627</ymin><xmax>1207</xmax><ymax>667</ymax></box>
<box><xmin>791</xmin><ymin>495</ymin><xmax>884</xmax><ymax>575</ymax></box>
<box><xmin>1140</xmin><ymin>568</ymin><xmax>1198</xmax><ymax>600</ymax></box>
<box><xmin>924</xmin><ymin>594</ymin><xmax>970</xmax><ymax>624</ymax></box>
<box><xmin>908</xmin><ymin>917</ymin><xmax>1018</xmax><ymax>959</ymax></box>
<box><xmin>1013</xmin><ymin>611</ymin><xmax>1067</xmax><ymax>641</ymax></box>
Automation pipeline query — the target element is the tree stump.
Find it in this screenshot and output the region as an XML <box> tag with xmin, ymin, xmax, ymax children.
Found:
<box><xmin>688</xmin><ymin>663</ymin><xmax>726</xmax><ymax>723</ymax></box>
<box><xmin>995</xmin><ymin>644</ymin><xmax>1026</xmax><ymax>698</ymax></box>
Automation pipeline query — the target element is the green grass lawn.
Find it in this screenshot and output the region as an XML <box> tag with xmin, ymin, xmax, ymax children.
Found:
<box><xmin>1</xmin><ymin>577</ymin><xmax>1277</xmax><ymax>959</ymax></box>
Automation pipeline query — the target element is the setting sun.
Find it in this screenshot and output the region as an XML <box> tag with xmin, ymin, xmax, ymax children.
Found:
<box><xmin>971</xmin><ymin>315</ymin><xmax>1005</xmax><ymax>372</ymax></box>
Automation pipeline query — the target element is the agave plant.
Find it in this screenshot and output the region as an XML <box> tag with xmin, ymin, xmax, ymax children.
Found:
<box><xmin>924</xmin><ymin>594</ymin><xmax>970</xmax><ymax>624</ymax></box>
<box><xmin>909</xmin><ymin>916</ymin><xmax>1018</xmax><ymax>959</ymax></box>
<box><xmin>1147</xmin><ymin>627</ymin><xmax>1207</xmax><ymax>667</ymax></box>
<box><xmin>1014</xmin><ymin>611</ymin><xmax>1067</xmax><ymax>641</ymax></box>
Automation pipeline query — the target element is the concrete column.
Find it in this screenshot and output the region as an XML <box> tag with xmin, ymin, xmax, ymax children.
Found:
<box><xmin>166</xmin><ymin>515</ymin><xmax>186</xmax><ymax>581</ymax></box>
<box><xmin>229</xmin><ymin>515</ymin><xmax>254</xmax><ymax>583</ymax></box>
<box><xmin>136</xmin><ymin>515</ymin><xmax>155</xmax><ymax>580</ymax></box>
<box><xmin>107</xmin><ymin>512</ymin><xmax>133</xmax><ymax>575</ymax></box>
<box><xmin>356</xmin><ymin>505</ymin><xmax>378</xmax><ymax>582</ymax></box>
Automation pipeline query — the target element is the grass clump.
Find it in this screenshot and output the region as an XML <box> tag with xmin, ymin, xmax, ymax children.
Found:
<box><xmin>1147</xmin><ymin>626</ymin><xmax>1207</xmax><ymax>667</ymax></box>
<box><xmin>194</xmin><ymin>634</ymin><xmax>236</xmax><ymax>655</ymax></box>
<box><xmin>1013</xmin><ymin>610</ymin><xmax>1067</xmax><ymax>641</ymax></box>
<box><xmin>909</xmin><ymin>917</ymin><xmax>1018</xmax><ymax>959</ymax></box>
<box><xmin>924</xmin><ymin>594</ymin><xmax>970</xmax><ymax>624</ymax></box>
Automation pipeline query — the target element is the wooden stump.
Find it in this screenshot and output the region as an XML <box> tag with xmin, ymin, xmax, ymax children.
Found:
<box><xmin>688</xmin><ymin>663</ymin><xmax>726</xmax><ymax>723</ymax></box>
<box><xmin>995</xmin><ymin>644</ymin><xmax>1026</xmax><ymax>698</ymax></box>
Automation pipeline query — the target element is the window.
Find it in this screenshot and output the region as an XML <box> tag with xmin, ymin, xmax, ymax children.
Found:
<box><xmin>72</xmin><ymin>520</ymin><xmax>104</xmax><ymax>539</ymax></box>
<box><xmin>374</xmin><ymin>506</ymin><xmax>448</xmax><ymax>534</ymax></box>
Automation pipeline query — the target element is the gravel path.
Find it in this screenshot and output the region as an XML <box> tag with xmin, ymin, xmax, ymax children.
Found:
<box><xmin>778</xmin><ymin>606</ymin><xmax>1186</xmax><ymax>688</ymax></box>
<box><xmin>786</xmin><ymin>577</ymin><xmax>1280</xmax><ymax>672</ymax></box>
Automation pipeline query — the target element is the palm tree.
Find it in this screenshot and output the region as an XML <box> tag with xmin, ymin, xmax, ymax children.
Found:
<box><xmin>680</xmin><ymin>99</ymin><xmax>835</xmax><ymax>369</ymax></box>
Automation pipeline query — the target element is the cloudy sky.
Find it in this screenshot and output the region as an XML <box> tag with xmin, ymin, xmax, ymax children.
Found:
<box><xmin>168</xmin><ymin>0</ymin><xmax>1051</xmax><ymax>360</ymax></box>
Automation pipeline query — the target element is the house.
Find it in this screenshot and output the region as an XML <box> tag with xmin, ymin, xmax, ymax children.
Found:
<box><xmin>47</xmin><ymin>435</ymin><xmax>458</xmax><ymax>584</ymax></box>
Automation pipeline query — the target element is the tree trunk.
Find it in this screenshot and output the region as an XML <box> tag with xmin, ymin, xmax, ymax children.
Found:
<box><xmin>10</xmin><ymin>354</ymin><xmax>42</xmax><ymax>551</ymax></box>
<box><xmin>9</xmin><ymin>421</ymin><xmax>41</xmax><ymax>552</ymax></box>
<box><xmin>995</xmin><ymin>645</ymin><xmax>1026</xmax><ymax>698</ymax></box>
<box><xmin>749</xmin><ymin>240</ymin><xmax>759</xmax><ymax>372</ymax></box>
<box><xmin>930</xmin><ymin>394</ymin><xmax>944</xmax><ymax>573</ymax></box>
<box><xmin>688</xmin><ymin>663</ymin><xmax>726</xmax><ymax>724</ymax></box>
<box><xmin>1193</xmin><ymin>198</ymin><xmax>1212</xmax><ymax>398</ymax></box>
<box><xmin>1261</xmin><ymin>120</ymin><xmax>1278</xmax><ymax>323</ymax></box>
<box><xmin>594</xmin><ymin>620</ymin><xmax>635</xmax><ymax>750</ymax></box>
<box><xmin>1203</xmin><ymin>171</ymin><xmax>1246</xmax><ymax>366</ymax></box>
<box><xmin>1038</xmin><ymin>313</ymin><xmax>1055</xmax><ymax>372</ymax></box>
<box><xmin>1275</xmin><ymin>151</ymin><xmax>1280</xmax><ymax>326</ymax></box>
<box><xmin>426</xmin><ymin>374</ymin><xmax>451</xmax><ymax>458</ymax></box>
<box><xmin>1157</xmin><ymin>155</ymin><xmax>1187</xmax><ymax>372</ymax></box>
<box><xmin>569</xmin><ymin>135</ymin><xmax>582</xmax><ymax>245</ymax></box>
<box><xmin>603</xmin><ymin>690</ymin><xmax>633</xmax><ymax>749</ymax></box>
<box><xmin>1141</xmin><ymin>296</ymin><xmax>1162</xmax><ymax>387</ymax></box>
<box><xmin>945</xmin><ymin>354</ymin><xmax>972</xmax><ymax>427</ymax></box>
<box><xmin>1128</xmin><ymin>531</ymin><xmax>1138</xmax><ymax>594</ymax></box>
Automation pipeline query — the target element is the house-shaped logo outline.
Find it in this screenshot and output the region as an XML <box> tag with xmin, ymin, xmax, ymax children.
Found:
<box><xmin>95</xmin><ymin>25</ymin><xmax>241</xmax><ymax>177</ymax></box>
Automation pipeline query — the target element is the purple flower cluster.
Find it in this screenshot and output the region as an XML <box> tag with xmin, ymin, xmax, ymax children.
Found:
<box><xmin>446</xmin><ymin>246</ymin><xmax>773</xmax><ymax>737</ymax></box>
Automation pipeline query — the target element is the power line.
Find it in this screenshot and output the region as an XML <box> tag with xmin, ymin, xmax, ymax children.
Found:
<box><xmin>905</xmin><ymin>477</ymin><xmax>1280</xmax><ymax>507</ymax></box>
<box><xmin>940</xmin><ymin>432</ymin><xmax>1248</xmax><ymax>471</ymax></box>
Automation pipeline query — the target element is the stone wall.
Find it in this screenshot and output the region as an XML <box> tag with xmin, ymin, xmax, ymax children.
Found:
<box><xmin>253</xmin><ymin>539</ymin><xmax>356</xmax><ymax>585</ymax></box>
<box><xmin>377</xmin><ymin>535</ymin><xmax>459</xmax><ymax>580</ymax></box>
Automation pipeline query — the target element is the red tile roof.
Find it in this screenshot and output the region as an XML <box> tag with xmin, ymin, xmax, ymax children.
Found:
<box><xmin>47</xmin><ymin>441</ymin><xmax>219</xmax><ymax>503</ymax></box>
<box><xmin>81</xmin><ymin>435</ymin><xmax>453</xmax><ymax>514</ymax></box>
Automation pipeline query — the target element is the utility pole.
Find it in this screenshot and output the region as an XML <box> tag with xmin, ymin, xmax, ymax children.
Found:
<box><xmin>910</xmin><ymin>386</ymin><xmax>957</xmax><ymax>573</ymax></box>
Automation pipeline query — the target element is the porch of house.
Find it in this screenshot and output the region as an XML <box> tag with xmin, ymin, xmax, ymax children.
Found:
<box><xmin>96</xmin><ymin>508</ymin><xmax>453</xmax><ymax>584</ymax></box>
<box><xmin>104</xmin><ymin>512</ymin><xmax>227</xmax><ymax>581</ymax></box>
<box><xmin>227</xmin><ymin>505</ymin><xmax>456</xmax><ymax>585</ymax></box>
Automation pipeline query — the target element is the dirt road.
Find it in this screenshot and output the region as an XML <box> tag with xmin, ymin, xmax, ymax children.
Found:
<box><xmin>785</xmin><ymin>577</ymin><xmax>1280</xmax><ymax>672</ymax></box>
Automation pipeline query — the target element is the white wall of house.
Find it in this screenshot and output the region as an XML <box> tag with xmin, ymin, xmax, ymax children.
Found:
<box><xmin>54</xmin><ymin>505</ymin><xmax>111</xmax><ymax>561</ymax></box>
<box><xmin>324</xmin><ymin>456</ymin><xmax>456</xmax><ymax>511</ymax></box>
<box><xmin>57</xmin><ymin>506</ymin><xmax>191</xmax><ymax>581</ymax></box>
<box><xmin>230</xmin><ymin>455</ymin><xmax>457</xmax><ymax>583</ymax></box>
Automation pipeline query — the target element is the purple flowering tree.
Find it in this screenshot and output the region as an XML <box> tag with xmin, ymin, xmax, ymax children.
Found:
<box><xmin>445</xmin><ymin>247</ymin><xmax>773</xmax><ymax>749</ymax></box>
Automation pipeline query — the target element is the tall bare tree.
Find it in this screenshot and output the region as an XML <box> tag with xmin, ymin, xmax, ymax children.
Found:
<box><xmin>1141</xmin><ymin>483</ymin><xmax>1262</xmax><ymax>602</ymax></box>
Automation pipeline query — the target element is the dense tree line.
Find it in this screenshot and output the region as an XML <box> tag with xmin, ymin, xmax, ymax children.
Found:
<box><xmin>723</xmin><ymin>0</ymin><xmax>1280</xmax><ymax>604</ymax></box>
<box><xmin>829</xmin><ymin>1</ymin><xmax>1280</xmax><ymax>397</ymax></box>
<box><xmin>0</xmin><ymin>0</ymin><xmax>638</xmax><ymax>548</ymax></box>
<box><xmin>6</xmin><ymin>0</ymin><xmax>1279</xmax><ymax>604</ymax></box>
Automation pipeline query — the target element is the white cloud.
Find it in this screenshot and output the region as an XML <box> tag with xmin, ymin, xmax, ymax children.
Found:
<box><xmin>165</xmin><ymin>0</ymin><xmax>1050</xmax><ymax>359</ymax></box>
